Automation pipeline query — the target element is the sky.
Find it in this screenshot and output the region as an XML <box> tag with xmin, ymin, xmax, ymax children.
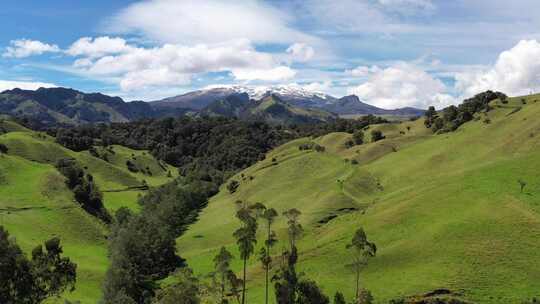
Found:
<box><xmin>1</xmin><ymin>0</ymin><xmax>540</xmax><ymax>109</ymax></box>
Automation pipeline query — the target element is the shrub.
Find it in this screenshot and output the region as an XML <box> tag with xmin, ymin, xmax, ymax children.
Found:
<box><xmin>0</xmin><ymin>143</ymin><xmax>8</xmax><ymax>154</ymax></box>
<box><xmin>370</xmin><ymin>130</ymin><xmax>385</xmax><ymax>142</ymax></box>
<box><xmin>227</xmin><ymin>180</ymin><xmax>239</xmax><ymax>194</ymax></box>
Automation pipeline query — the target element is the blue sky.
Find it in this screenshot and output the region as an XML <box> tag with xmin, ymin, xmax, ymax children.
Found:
<box><xmin>1</xmin><ymin>0</ymin><xmax>540</xmax><ymax>109</ymax></box>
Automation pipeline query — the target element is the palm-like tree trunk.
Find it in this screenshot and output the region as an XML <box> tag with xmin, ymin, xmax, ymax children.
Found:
<box><xmin>355</xmin><ymin>266</ymin><xmax>360</xmax><ymax>302</ymax></box>
<box><xmin>242</xmin><ymin>257</ymin><xmax>247</xmax><ymax>304</ymax></box>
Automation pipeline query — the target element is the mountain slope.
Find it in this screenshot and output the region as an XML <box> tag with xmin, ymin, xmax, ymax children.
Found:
<box><xmin>200</xmin><ymin>93</ymin><xmax>338</xmax><ymax>124</ymax></box>
<box><xmin>152</xmin><ymin>85</ymin><xmax>425</xmax><ymax>117</ymax></box>
<box><xmin>177</xmin><ymin>94</ymin><xmax>540</xmax><ymax>303</ymax></box>
<box><xmin>0</xmin><ymin>87</ymin><xmax>159</xmax><ymax>126</ymax></box>
<box><xmin>0</xmin><ymin>120</ymin><xmax>178</xmax><ymax>303</ymax></box>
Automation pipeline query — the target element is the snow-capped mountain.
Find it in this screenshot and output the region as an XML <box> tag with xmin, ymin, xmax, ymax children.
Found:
<box><xmin>151</xmin><ymin>85</ymin><xmax>425</xmax><ymax>117</ymax></box>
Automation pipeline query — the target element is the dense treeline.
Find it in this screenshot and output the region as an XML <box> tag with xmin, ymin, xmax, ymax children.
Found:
<box><xmin>46</xmin><ymin>115</ymin><xmax>388</xmax><ymax>182</ymax></box>
<box><xmin>55</xmin><ymin>158</ymin><xmax>111</xmax><ymax>222</ymax></box>
<box><xmin>425</xmin><ymin>90</ymin><xmax>507</xmax><ymax>133</ymax></box>
<box><xmin>102</xmin><ymin>178</ymin><xmax>216</xmax><ymax>303</ymax></box>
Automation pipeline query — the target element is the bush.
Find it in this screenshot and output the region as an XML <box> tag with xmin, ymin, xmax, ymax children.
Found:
<box><xmin>227</xmin><ymin>180</ymin><xmax>239</xmax><ymax>194</ymax></box>
<box><xmin>0</xmin><ymin>143</ymin><xmax>8</xmax><ymax>154</ymax></box>
<box><xmin>370</xmin><ymin>130</ymin><xmax>385</xmax><ymax>142</ymax></box>
<box><xmin>353</xmin><ymin>130</ymin><xmax>365</xmax><ymax>145</ymax></box>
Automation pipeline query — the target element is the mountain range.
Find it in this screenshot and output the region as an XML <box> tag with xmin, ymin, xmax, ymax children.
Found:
<box><xmin>0</xmin><ymin>85</ymin><xmax>425</xmax><ymax>126</ymax></box>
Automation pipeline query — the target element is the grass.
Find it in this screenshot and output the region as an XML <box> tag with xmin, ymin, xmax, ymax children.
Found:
<box><xmin>177</xmin><ymin>94</ymin><xmax>540</xmax><ymax>304</ymax></box>
<box><xmin>0</xmin><ymin>120</ymin><xmax>177</xmax><ymax>303</ymax></box>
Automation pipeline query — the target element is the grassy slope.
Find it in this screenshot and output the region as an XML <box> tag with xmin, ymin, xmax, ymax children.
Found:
<box><xmin>0</xmin><ymin>122</ymin><xmax>177</xmax><ymax>303</ymax></box>
<box><xmin>177</xmin><ymin>95</ymin><xmax>540</xmax><ymax>303</ymax></box>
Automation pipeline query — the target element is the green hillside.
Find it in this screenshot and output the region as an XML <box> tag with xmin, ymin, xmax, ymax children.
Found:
<box><xmin>0</xmin><ymin>120</ymin><xmax>177</xmax><ymax>303</ymax></box>
<box><xmin>177</xmin><ymin>94</ymin><xmax>540</xmax><ymax>303</ymax></box>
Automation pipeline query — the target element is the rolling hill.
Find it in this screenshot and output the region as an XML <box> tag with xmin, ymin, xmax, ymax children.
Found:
<box><xmin>176</xmin><ymin>93</ymin><xmax>540</xmax><ymax>303</ymax></box>
<box><xmin>0</xmin><ymin>120</ymin><xmax>178</xmax><ymax>303</ymax></box>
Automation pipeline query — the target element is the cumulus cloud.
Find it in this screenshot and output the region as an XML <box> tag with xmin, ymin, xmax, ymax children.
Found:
<box><xmin>67</xmin><ymin>37</ymin><xmax>294</xmax><ymax>90</ymax></box>
<box><xmin>231</xmin><ymin>66</ymin><xmax>296</xmax><ymax>82</ymax></box>
<box><xmin>66</xmin><ymin>36</ymin><xmax>134</xmax><ymax>58</ymax></box>
<box><xmin>348</xmin><ymin>62</ymin><xmax>454</xmax><ymax>109</ymax></box>
<box><xmin>2</xmin><ymin>39</ymin><xmax>60</xmax><ymax>58</ymax></box>
<box><xmin>455</xmin><ymin>40</ymin><xmax>540</xmax><ymax>98</ymax></box>
<box><xmin>0</xmin><ymin>80</ymin><xmax>57</xmax><ymax>92</ymax></box>
<box><xmin>286</xmin><ymin>43</ymin><xmax>315</xmax><ymax>62</ymax></box>
<box><xmin>106</xmin><ymin>0</ymin><xmax>314</xmax><ymax>45</ymax></box>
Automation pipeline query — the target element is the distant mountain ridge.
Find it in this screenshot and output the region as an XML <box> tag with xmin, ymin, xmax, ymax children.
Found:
<box><xmin>0</xmin><ymin>85</ymin><xmax>424</xmax><ymax>126</ymax></box>
<box><xmin>151</xmin><ymin>85</ymin><xmax>425</xmax><ymax>116</ymax></box>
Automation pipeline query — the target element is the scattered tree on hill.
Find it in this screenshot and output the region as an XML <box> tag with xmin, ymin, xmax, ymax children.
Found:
<box><xmin>424</xmin><ymin>90</ymin><xmax>506</xmax><ymax>133</ymax></box>
<box><xmin>0</xmin><ymin>143</ymin><xmax>8</xmax><ymax>154</ymax></box>
<box><xmin>260</xmin><ymin>207</ymin><xmax>279</xmax><ymax>304</ymax></box>
<box><xmin>213</xmin><ymin>247</ymin><xmax>234</xmax><ymax>304</ymax></box>
<box><xmin>228</xmin><ymin>180</ymin><xmax>240</xmax><ymax>194</ymax></box>
<box><xmin>0</xmin><ymin>226</ymin><xmax>77</xmax><ymax>304</ymax></box>
<box><xmin>357</xmin><ymin>289</ymin><xmax>374</xmax><ymax>304</ymax></box>
<box><xmin>346</xmin><ymin>228</ymin><xmax>377</xmax><ymax>303</ymax></box>
<box><xmin>353</xmin><ymin>130</ymin><xmax>365</xmax><ymax>145</ymax></box>
<box><xmin>233</xmin><ymin>201</ymin><xmax>258</xmax><ymax>304</ymax></box>
<box><xmin>283</xmin><ymin>208</ymin><xmax>304</xmax><ymax>251</ymax></box>
<box><xmin>518</xmin><ymin>179</ymin><xmax>527</xmax><ymax>193</ymax></box>
<box><xmin>370</xmin><ymin>130</ymin><xmax>385</xmax><ymax>142</ymax></box>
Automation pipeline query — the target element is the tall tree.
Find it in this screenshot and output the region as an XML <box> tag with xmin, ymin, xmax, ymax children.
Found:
<box><xmin>283</xmin><ymin>209</ymin><xmax>303</xmax><ymax>251</ymax></box>
<box><xmin>346</xmin><ymin>228</ymin><xmax>376</xmax><ymax>303</ymax></box>
<box><xmin>233</xmin><ymin>201</ymin><xmax>258</xmax><ymax>304</ymax></box>
<box><xmin>260</xmin><ymin>208</ymin><xmax>278</xmax><ymax>304</ymax></box>
<box><xmin>213</xmin><ymin>247</ymin><xmax>234</xmax><ymax>304</ymax></box>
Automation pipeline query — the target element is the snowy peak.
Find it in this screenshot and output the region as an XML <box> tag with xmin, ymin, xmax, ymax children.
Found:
<box><xmin>203</xmin><ymin>84</ymin><xmax>332</xmax><ymax>101</ymax></box>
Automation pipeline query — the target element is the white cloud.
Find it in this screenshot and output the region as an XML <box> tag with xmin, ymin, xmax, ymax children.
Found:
<box><xmin>106</xmin><ymin>0</ymin><xmax>314</xmax><ymax>45</ymax></box>
<box><xmin>66</xmin><ymin>36</ymin><xmax>134</xmax><ymax>58</ymax></box>
<box><xmin>286</xmin><ymin>43</ymin><xmax>315</xmax><ymax>62</ymax></box>
<box><xmin>300</xmin><ymin>81</ymin><xmax>332</xmax><ymax>93</ymax></box>
<box><xmin>69</xmin><ymin>37</ymin><xmax>294</xmax><ymax>90</ymax></box>
<box><xmin>0</xmin><ymin>80</ymin><xmax>57</xmax><ymax>92</ymax></box>
<box><xmin>347</xmin><ymin>65</ymin><xmax>381</xmax><ymax>77</ymax></box>
<box><xmin>348</xmin><ymin>62</ymin><xmax>454</xmax><ymax>109</ymax></box>
<box><xmin>231</xmin><ymin>66</ymin><xmax>296</xmax><ymax>82</ymax></box>
<box><xmin>2</xmin><ymin>39</ymin><xmax>60</xmax><ymax>58</ymax></box>
<box><xmin>455</xmin><ymin>40</ymin><xmax>540</xmax><ymax>98</ymax></box>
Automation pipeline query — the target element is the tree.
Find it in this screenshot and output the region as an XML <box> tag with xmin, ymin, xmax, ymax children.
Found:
<box><xmin>214</xmin><ymin>247</ymin><xmax>234</xmax><ymax>304</ymax></box>
<box><xmin>518</xmin><ymin>179</ymin><xmax>527</xmax><ymax>193</ymax></box>
<box><xmin>0</xmin><ymin>226</ymin><xmax>77</xmax><ymax>304</ymax></box>
<box><xmin>357</xmin><ymin>289</ymin><xmax>373</xmax><ymax>304</ymax></box>
<box><xmin>152</xmin><ymin>268</ymin><xmax>200</xmax><ymax>304</ymax></box>
<box><xmin>0</xmin><ymin>143</ymin><xmax>8</xmax><ymax>154</ymax></box>
<box><xmin>334</xmin><ymin>292</ymin><xmax>346</xmax><ymax>304</ymax></box>
<box><xmin>296</xmin><ymin>279</ymin><xmax>330</xmax><ymax>304</ymax></box>
<box><xmin>346</xmin><ymin>228</ymin><xmax>376</xmax><ymax>303</ymax></box>
<box><xmin>227</xmin><ymin>270</ymin><xmax>243</xmax><ymax>304</ymax></box>
<box><xmin>353</xmin><ymin>130</ymin><xmax>364</xmax><ymax>145</ymax></box>
<box><xmin>260</xmin><ymin>208</ymin><xmax>279</xmax><ymax>304</ymax></box>
<box><xmin>228</xmin><ymin>180</ymin><xmax>240</xmax><ymax>194</ymax></box>
<box><xmin>283</xmin><ymin>209</ymin><xmax>304</xmax><ymax>251</ymax></box>
<box><xmin>370</xmin><ymin>130</ymin><xmax>384</xmax><ymax>142</ymax></box>
<box><xmin>233</xmin><ymin>201</ymin><xmax>258</xmax><ymax>304</ymax></box>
